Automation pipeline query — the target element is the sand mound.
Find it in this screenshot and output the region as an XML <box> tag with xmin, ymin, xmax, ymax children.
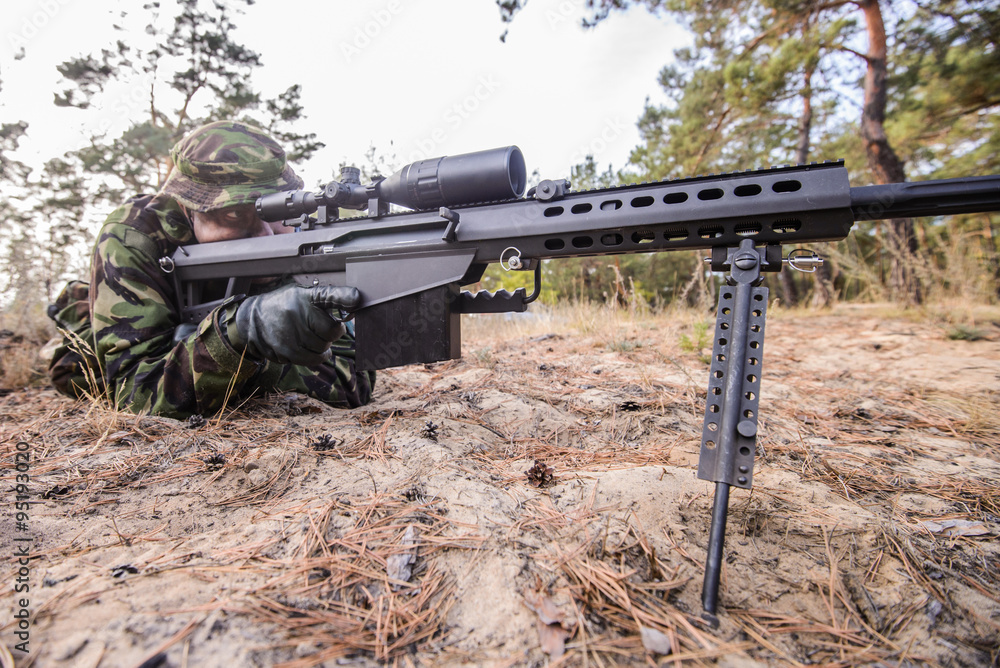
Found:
<box><xmin>2</xmin><ymin>306</ymin><xmax>998</xmax><ymax>666</ymax></box>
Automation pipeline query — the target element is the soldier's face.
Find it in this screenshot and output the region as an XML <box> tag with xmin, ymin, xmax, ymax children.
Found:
<box><xmin>191</xmin><ymin>204</ymin><xmax>293</xmax><ymax>244</ymax></box>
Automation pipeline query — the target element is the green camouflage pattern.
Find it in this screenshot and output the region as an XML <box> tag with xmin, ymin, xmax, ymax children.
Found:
<box><xmin>70</xmin><ymin>192</ymin><xmax>375</xmax><ymax>418</ymax></box>
<box><xmin>46</xmin><ymin>280</ymin><xmax>105</xmax><ymax>398</ymax></box>
<box><xmin>160</xmin><ymin>120</ymin><xmax>303</xmax><ymax>212</ymax></box>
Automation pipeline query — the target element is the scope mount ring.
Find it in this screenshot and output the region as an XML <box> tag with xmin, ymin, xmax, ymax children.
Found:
<box><xmin>500</xmin><ymin>246</ymin><xmax>524</xmax><ymax>271</ymax></box>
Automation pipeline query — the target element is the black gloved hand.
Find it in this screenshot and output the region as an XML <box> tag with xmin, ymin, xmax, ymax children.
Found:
<box><xmin>233</xmin><ymin>284</ymin><xmax>361</xmax><ymax>366</ymax></box>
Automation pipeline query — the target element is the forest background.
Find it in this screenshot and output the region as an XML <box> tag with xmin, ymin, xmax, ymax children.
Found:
<box><xmin>1</xmin><ymin>4</ymin><xmax>998</xmax><ymax>665</ymax></box>
<box><xmin>1</xmin><ymin>0</ymin><xmax>998</xmax><ymax>360</ymax></box>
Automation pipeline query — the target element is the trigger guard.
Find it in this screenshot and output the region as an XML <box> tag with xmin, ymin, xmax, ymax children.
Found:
<box><xmin>331</xmin><ymin>308</ymin><xmax>355</xmax><ymax>323</ymax></box>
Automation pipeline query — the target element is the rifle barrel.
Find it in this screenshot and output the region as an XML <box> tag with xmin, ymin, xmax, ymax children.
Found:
<box><xmin>850</xmin><ymin>174</ymin><xmax>1000</xmax><ymax>221</ymax></box>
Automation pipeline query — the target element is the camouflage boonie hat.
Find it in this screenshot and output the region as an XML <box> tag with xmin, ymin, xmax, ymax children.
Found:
<box><xmin>161</xmin><ymin>120</ymin><xmax>304</xmax><ymax>212</ymax></box>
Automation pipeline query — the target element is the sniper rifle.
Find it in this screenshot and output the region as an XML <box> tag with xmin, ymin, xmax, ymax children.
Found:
<box><xmin>163</xmin><ymin>145</ymin><xmax>1000</xmax><ymax>626</ymax></box>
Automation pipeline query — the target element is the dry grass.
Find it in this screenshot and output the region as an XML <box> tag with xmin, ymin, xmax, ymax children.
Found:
<box><xmin>239</xmin><ymin>494</ymin><xmax>487</xmax><ymax>665</ymax></box>
<box><xmin>0</xmin><ymin>304</ymin><xmax>53</xmax><ymax>391</ymax></box>
<box><xmin>1</xmin><ymin>302</ymin><xmax>998</xmax><ymax>666</ymax></box>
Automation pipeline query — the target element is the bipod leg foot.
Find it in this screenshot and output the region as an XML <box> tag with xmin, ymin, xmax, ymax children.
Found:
<box><xmin>701</xmin><ymin>481</ymin><xmax>730</xmax><ymax>627</ymax></box>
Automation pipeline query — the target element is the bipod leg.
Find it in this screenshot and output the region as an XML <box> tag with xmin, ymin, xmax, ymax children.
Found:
<box><xmin>702</xmin><ymin>480</ymin><xmax>731</xmax><ymax>621</ymax></box>
<box><xmin>697</xmin><ymin>238</ymin><xmax>771</xmax><ymax>627</ymax></box>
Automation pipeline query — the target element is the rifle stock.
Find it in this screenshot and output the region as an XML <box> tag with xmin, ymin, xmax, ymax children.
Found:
<box><xmin>164</xmin><ymin>146</ymin><xmax>1000</xmax><ymax>625</ymax></box>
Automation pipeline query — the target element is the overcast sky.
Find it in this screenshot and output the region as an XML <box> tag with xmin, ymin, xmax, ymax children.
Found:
<box><xmin>2</xmin><ymin>0</ymin><xmax>687</xmax><ymax>188</ymax></box>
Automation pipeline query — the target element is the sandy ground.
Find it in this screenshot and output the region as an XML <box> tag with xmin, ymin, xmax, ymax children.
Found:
<box><xmin>1</xmin><ymin>304</ymin><xmax>999</xmax><ymax>667</ymax></box>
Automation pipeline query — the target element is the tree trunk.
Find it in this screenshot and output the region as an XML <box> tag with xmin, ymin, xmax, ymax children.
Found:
<box><xmin>779</xmin><ymin>270</ymin><xmax>799</xmax><ymax>307</ymax></box>
<box><xmin>984</xmin><ymin>214</ymin><xmax>1000</xmax><ymax>300</ymax></box>
<box><xmin>810</xmin><ymin>259</ymin><xmax>836</xmax><ymax>308</ymax></box>
<box><xmin>858</xmin><ymin>0</ymin><xmax>923</xmax><ymax>305</ymax></box>
<box><xmin>795</xmin><ymin>68</ymin><xmax>814</xmax><ymax>167</ymax></box>
<box><xmin>794</xmin><ymin>64</ymin><xmax>835</xmax><ymax>308</ymax></box>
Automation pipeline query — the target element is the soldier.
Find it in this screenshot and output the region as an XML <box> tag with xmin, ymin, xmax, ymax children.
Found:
<box><xmin>47</xmin><ymin>120</ymin><xmax>375</xmax><ymax>418</ymax></box>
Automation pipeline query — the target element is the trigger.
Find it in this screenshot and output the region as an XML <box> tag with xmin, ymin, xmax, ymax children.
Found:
<box><xmin>330</xmin><ymin>308</ymin><xmax>355</xmax><ymax>323</ymax></box>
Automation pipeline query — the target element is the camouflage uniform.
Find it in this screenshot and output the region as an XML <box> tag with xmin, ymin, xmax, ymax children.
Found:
<box><xmin>47</xmin><ymin>280</ymin><xmax>104</xmax><ymax>397</ymax></box>
<box><xmin>54</xmin><ymin>121</ymin><xmax>375</xmax><ymax>418</ymax></box>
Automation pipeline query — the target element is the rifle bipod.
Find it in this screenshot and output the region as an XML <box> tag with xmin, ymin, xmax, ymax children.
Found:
<box><xmin>696</xmin><ymin>238</ymin><xmax>784</xmax><ymax>627</ymax></box>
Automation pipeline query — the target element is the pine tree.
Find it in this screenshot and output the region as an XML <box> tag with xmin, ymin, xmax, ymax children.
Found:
<box><xmin>1</xmin><ymin>0</ymin><xmax>322</xmax><ymax>308</ymax></box>
<box><xmin>498</xmin><ymin>0</ymin><xmax>998</xmax><ymax>305</ymax></box>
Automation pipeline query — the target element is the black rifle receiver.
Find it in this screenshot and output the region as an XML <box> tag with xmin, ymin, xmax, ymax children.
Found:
<box><xmin>165</xmin><ymin>145</ymin><xmax>1000</xmax><ymax>627</ymax></box>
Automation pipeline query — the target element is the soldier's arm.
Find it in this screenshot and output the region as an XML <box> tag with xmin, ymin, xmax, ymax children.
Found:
<box><xmin>91</xmin><ymin>216</ymin><xmax>374</xmax><ymax>417</ymax></box>
<box><xmin>90</xmin><ymin>217</ymin><xmax>266</xmax><ymax>417</ymax></box>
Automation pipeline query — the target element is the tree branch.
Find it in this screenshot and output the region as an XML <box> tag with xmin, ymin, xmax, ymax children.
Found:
<box><xmin>816</xmin><ymin>0</ymin><xmax>861</xmax><ymax>11</ymax></box>
<box><xmin>838</xmin><ymin>45</ymin><xmax>874</xmax><ymax>63</ymax></box>
<box><xmin>693</xmin><ymin>106</ymin><xmax>730</xmax><ymax>174</ymax></box>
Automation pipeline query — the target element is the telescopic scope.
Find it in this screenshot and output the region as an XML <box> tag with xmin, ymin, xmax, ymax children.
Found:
<box><xmin>256</xmin><ymin>145</ymin><xmax>527</xmax><ymax>222</ymax></box>
<box><xmin>379</xmin><ymin>145</ymin><xmax>526</xmax><ymax>210</ymax></box>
